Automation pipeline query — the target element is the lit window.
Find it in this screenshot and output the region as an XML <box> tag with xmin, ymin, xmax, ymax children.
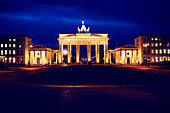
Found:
<box><xmin>5</xmin><ymin>44</ymin><xmax>7</xmax><ymax>48</ymax></box>
<box><xmin>155</xmin><ymin>38</ymin><xmax>158</xmax><ymax>40</ymax></box>
<box><xmin>151</xmin><ymin>38</ymin><xmax>154</xmax><ymax>40</ymax></box>
<box><xmin>9</xmin><ymin>50</ymin><xmax>11</xmax><ymax>55</ymax></box>
<box><xmin>155</xmin><ymin>49</ymin><xmax>158</xmax><ymax>54</ymax></box>
<box><xmin>155</xmin><ymin>57</ymin><xmax>158</xmax><ymax>62</ymax></box>
<box><xmin>13</xmin><ymin>38</ymin><xmax>16</xmax><ymax>41</ymax></box>
<box><xmin>9</xmin><ymin>57</ymin><xmax>12</xmax><ymax>63</ymax></box>
<box><xmin>13</xmin><ymin>44</ymin><xmax>16</xmax><ymax>48</ymax></box>
<box><xmin>19</xmin><ymin>45</ymin><xmax>21</xmax><ymax>48</ymax></box>
<box><xmin>168</xmin><ymin>49</ymin><xmax>170</xmax><ymax>54</ymax></box>
<box><xmin>159</xmin><ymin>43</ymin><xmax>162</xmax><ymax>46</ymax></box>
<box><xmin>9</xmin><ymin>39</ymin><xmax>11</xmax><ymax>41</ymax></box>
<box><xmin>163</xmin><ymin>49</ymin><xmax>166</xmax><ymax>54</ymax></box>
<box><xmin>13</xmin><ymin>57</ymin><xmax>15</xmax><ymax>63</ymax></box>
<box><xmin>151</xmin><ymin>49</ymin><xmax>154</xmax><ymax>54</ymax></box>
<box><xmin>159</xmin><ymin>57</ymin><xmax>162</xmax><ymax>62</ymax></box>
<box><xmin>1</xmin><ymin>50</ymin><xmax>3</xmax><ymax>55</ymax></box>
<box><xmin>155</xmin><ymin>43</ymin><xmax>158</xmax><ymax>47</ymax></box>
<box><xmin>5</xmin><ymin>50</ymin><xmax>7</xmax><ymax>55</ymax></box>
<box><xmin>1</xmin><ymin>44</ymin><xmax>3</xmax><ymax>48</ymax></box>
<box><xmin>159</xmin><ymin>49</ymin><xmax>162</xmax><ymax>54</ymax></box>
<box><xmin>147</xmin><ymin>43</ymin><xmax>149</xmax><ymax>46</ymax></box>
<box><xmin>151</xmin><ymin>57</ymin><xmax>154</xmax><ymax>62</ymax></box>
<box><xmin>168</xmin><ymin>57</ymin><xmax>170</xmax><ymax>61</ymax></box>
<box><xmin>9</xmin><ymin>44</ymin><xmax>11</xmax><ymax>47</ymax></box>
<box><xmin>13</xmin><ymin>50</ymin><xmax>15</xmax><ymax>55</ymax></box>
<box><xmin>151</xmin><ymin>43</ymin><xmax>154</xmax><ymax>47</ymax></box>
<box><xmin>167</xmin><ymin>43</ymin><xmax>169</xmax><ymax>47</ymax></box>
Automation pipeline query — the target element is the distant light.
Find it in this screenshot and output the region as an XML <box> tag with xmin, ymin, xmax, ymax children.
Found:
<box><xmin>63</xmin><ymin>50</ymin><xmax>67</xmax><ymax>55</ymax></box>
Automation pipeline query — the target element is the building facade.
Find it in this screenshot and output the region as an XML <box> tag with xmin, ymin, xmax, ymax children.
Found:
<box><xmin>29</xmin><ymin>45</ymin><xmax>58</xmax><ymax>65</ymax></box>
<box><xmin>0</xmin><ymin>34</ymin><xmax>32</xmax><ymax>65</ymax></box>
<box><xmin>109</xmin><ymin>45</ymin><xmax>138</xmax><ymax>64</ymax></box>
<box><xmin>135</xmin><ymin>35</ymin><xmax>170</xmax><ymax>64</ymax></box>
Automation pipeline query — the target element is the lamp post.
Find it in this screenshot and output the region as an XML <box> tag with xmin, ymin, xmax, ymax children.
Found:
<box><xmin>28</xmin><ymin>43</ymin><xmax>33</xmax><ymax>68</ymax></box>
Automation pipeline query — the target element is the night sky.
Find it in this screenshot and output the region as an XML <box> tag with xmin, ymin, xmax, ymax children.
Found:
<box><xmin>1</xmin><ymin>0</ymin><xmax>170</xmax><ymax>56</ymax></box>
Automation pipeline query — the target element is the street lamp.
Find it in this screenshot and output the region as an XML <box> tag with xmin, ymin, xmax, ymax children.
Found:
<box><xmin>28</xmin><ymin>43</ymin><xmax>33</xmax><ymax>68</ymax></box>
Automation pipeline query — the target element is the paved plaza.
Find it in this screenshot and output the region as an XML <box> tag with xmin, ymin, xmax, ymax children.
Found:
<box><xmin>0</xmin><ymin>64</ymin><xmax>170</xmax><ymax>113</ymax></box>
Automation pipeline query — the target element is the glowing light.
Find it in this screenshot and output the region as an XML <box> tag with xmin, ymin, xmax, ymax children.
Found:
<box><xmin>63</xmin><ymin>50</ymin><xmax>67</xmax><ymax>55</ymax></box>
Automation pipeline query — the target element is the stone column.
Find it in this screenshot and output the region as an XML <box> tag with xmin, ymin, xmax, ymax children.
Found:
<box><xmin>40</xmin><ymin>50</ymin><xmax>42</xmax><ymax>65</ymax></box>
<box><xmin>76</xmin><ymin>44</ymin><xmax>80</xmax><ymax>63</ymax></box>
<box><xmin>87</xmin><ymin>44</ymin><xmax>91</xmax><ymax>62</ymax></box>
<box><xmin>59</xmin><ymin>44</ymin><xmax>63</xmax><ymax>64</ymax></box>
<box><xmin>104</xmin><ymin>43</ymin><xmax>108</xmax><ymax>64</ymax></box>
<box><xmin>125</xmin><ymin>50</ymin><xmax>127</xmax><ymax>64</ymax></box>
<box><xmin>131</xmin><ymin>50</ymin><xmax>133</xmax><ymax>64</ymax></box>
<box><xmin>56</xmin><ymin>52</ymin><xmax>58</xmax><ymax>64</ymax></box>
<box><xmin>45</xmin><ymin>50</ymin><xmax>47</xmax><ymax>64</ymax></box>
<box><xmin>95</xmin><ymin>44</ymin><xmax>99</xmax><ymax>63</ymax></box>
<box><xmin>67</xmin><ymin>44</ymin><xmax>71</xmax><ymax>63</ymax></box>
<box><xmin>34</xmin><ymin>50</ymin><xmax>35</xmax><ymax>64</ymax></box>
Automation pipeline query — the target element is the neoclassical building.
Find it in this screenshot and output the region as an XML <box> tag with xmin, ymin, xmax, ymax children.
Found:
<box><xmin>109</xmin><ymin>45</ymin><xmax>138</xmax><ymax>64</ymax></box>
<box><xmin>58</xmin><ymin>21</ymin><xmax>109</xmax><ymax>64</ymax></box>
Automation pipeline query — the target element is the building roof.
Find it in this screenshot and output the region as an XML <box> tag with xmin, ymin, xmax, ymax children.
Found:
<box><xmin>0</xmin><ymin>34</ymin><xmax>32</xmax><ymax>39</ymax></box>
<box><xmin>109</xmin><ymin>45</ymin><xmax>138</xmax><ymax>52</ymax></box>
<box><xmin>134</xmin><ymin>34</ymin><xmax>170</xmax><ymax>39</ymax></box>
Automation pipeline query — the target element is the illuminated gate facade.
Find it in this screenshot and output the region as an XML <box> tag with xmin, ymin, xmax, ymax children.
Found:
<box><xmin>58</xmin><ymin>21</ymin><xmax>109</xmax><ymax>64</ymax></box>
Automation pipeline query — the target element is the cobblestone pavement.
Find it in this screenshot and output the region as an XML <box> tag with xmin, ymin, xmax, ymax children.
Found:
<box><xmin>0</xmin><ymin>65</ymin><xmax>170</xmax><ymax>113</ymax></box>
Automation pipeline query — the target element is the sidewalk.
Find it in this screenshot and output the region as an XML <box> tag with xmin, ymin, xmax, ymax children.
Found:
<box><xmin>0</xmin><ymin>64</ymin><xmax>68</xmax><ymax>81</ymax></box>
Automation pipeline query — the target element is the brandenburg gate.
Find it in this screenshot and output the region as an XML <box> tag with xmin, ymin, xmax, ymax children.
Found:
<box><xmin>58</xmin><ymin>21</ymin><xmax>109</xmax><ymax>64</ymax></box>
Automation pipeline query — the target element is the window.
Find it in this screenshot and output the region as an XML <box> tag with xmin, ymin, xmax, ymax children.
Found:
<box><xmin>1</xmin><ymin>50</ymin><xmax>3</xmax><ymax>55</ymax></box>
<box><xmin>21</xmin><ymin>57</ymin><xmax>23</xmax><ymax>63</ymax></box>
<box><xmin>17</xmin><ymin>57</ymin><xmax>19</xmax><ymax>63</ymax></box>
<box><xmin>163</xmin><ymin>49</ymin><xmax>166</xmax><ymax>54</ymax></box>
<box><xmin>159</xmin><ymin>43</ymin><xmax>162</xmax><ymax>47</ymax></box>
<box><xmin>148</xmin><ymin>50</ymin><xmax>150</xmax><ymax>54</ymax></box>
<box><xmin>151</xmin><ymin>38</ymin><xmax>154</xmax><ymax>40</ymax></box>
<box><xmin>9</xmin><ymin>39</ymin><xmax>11</xmax><ymax>41</ymax></box>
<box><xmin>159</xmin><ymin>57</ymin><xmax>162</xmax><ymax>62</ymax></box>
<box><xmin>155</xmin><ymin>38</ymin><xmax>158</xmax><ymax>40</ymax></box>
<box><xmin>9</xmin><ymin>57</ymin><xmax>12</xmax><ymax>63</ymax></box>
<box><xmin>151</xmin><ymin>57</ymin><xmax>154</xmax><ymax>62</ymax></box>
<box><xmin>17</xmin><ymin>50</ymin><xmax>19</xmax><ymax>55</ymax></box>
<box><xmin>137</xmin><ymin>44</ymin><xmax>138</xmax><ymax>46</ymax></box>
<box><xmin>143</xmin><ymin>50</ymin><xmax>146</xmax><ymax>54</ymax></box>
<box><xmin>168</xmin><ymin>49</ymin><xmax>170</xmax><ymax>54</ymax></box>
<box><xmin>13</xmin><ymin>44</ymin><xmax>15</xmax><ymax>48</ymax></box>
<box><xmin>136</xmin><ymin>40</ymin><xmax>138</xmax><ymax>42</ymax></box>
<box><xmin>5</xmin><ymin>44</ymin><xmax>7</xmax><ymax>48</ymax></box>
<box><xmin>151</xmin><ymin>49</ymin><xmax>154</xmax><ymax>54</ymax></box>
<box><xmin>19</xmin><ymin>45</ymin><xmax>22</xmax><ymax>48</ymax></box>
<box><xmin>159</xmin><ymin>49</ymin><xmax>162</xmax><ymax>54</ymax></box>
<box><xmin>1</xmin><ymin>44</ymin><xmax>3</xmax><ymax>48</ymax></box>
<box><xmin>151</xmin><ymin>43</ymin><xmax>154</xmax><ymax>47</ymax></box>
<box><xmin>5</xmin><ymin>50</ymin><xmax>7</xmax><ymax>55</ymax></box>
<box><xmin>155</xmin><ymin>43</ymin><xmax>158</xmax><ymax>47</ymax></box>
<box><xmin>9</xmin><ymin>44</ymin><xmax>11</xmax><ymax>47</ymax></box>
<box><xmin>168</xmin><ymin>57</ymin><xmax>170</xmax><ymax>61</ymax></box>
<box><xmin>13</xmin><ymin>57</ymin><xmax>15</xmax><ymax>63</ymax></box>
<box><xmin>13</xmin><ymin>50</ymin><xmax>15</xmax><ymax>55</ymax></box>
<box><xmin>21</xmin><ymin>50</ymin><xmax>23</xmax><ymax>55</ymax></box>
<box><xmin>167</xmin><ymin>43</ymin><xmax>169</xmax><ymax>47</ymax></box>
<box><xmin>155</xmin><ymin>49</ymin><xmax>158</xmax><ymax>54</ymax></box>
<box><xmin>155</xmin><ymin>57</ymin><xmax>158</xmax><ymax>62</ymax></box>
<box><xmin>9</xmin><ymin>50</ymin><xmax>11</xmax><ymax>55</ymax></box>
<box><xmin>13</xmin><ymin>38</ymin><xmax>16</xmax><ymax>41</ymax></box>
<box><xmin>147</xmin><ymin>43</ymin><xmax>150</xmax><ymax>46</ymax></box>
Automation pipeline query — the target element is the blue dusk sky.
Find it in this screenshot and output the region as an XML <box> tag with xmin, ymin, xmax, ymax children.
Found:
<box><xmin>0</xmin><ymin>0</ymin><xmax>170</xmax><ymax>52</ymax></box>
